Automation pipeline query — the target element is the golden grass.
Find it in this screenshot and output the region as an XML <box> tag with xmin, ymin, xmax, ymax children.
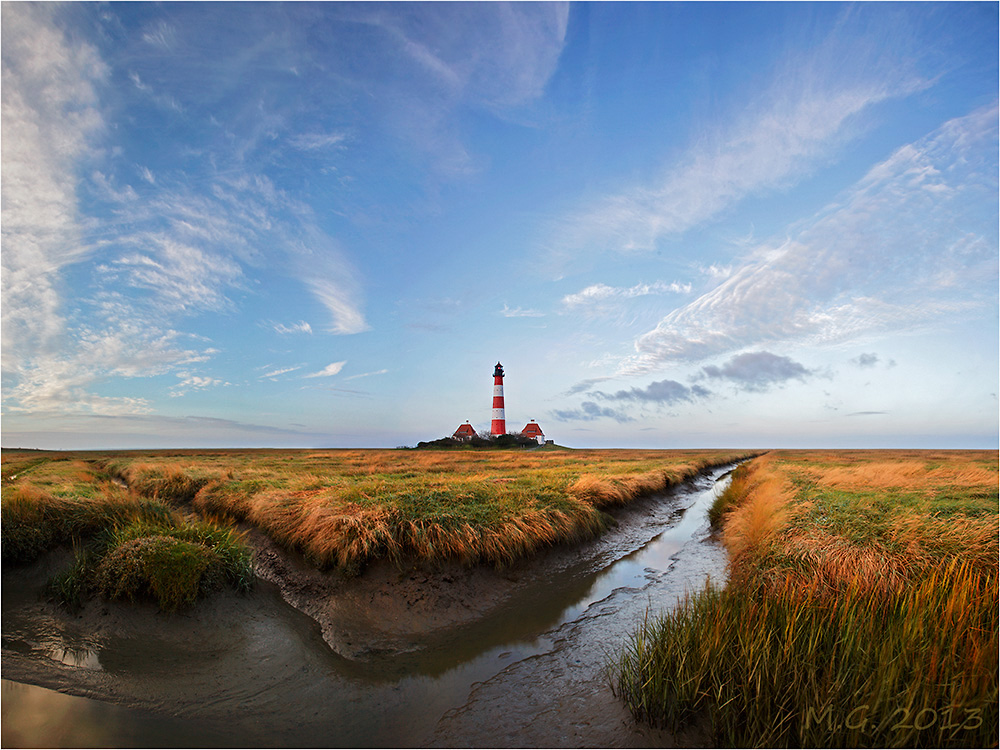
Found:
<box><xmin>80</xmin><ymin>448</ymin><xmax>750</xmax><ymax>572</ymax></box>
<box><xmin>615</xmin><ymin>449</ymin><xmax>999</xmax><ymax>747</ymax></box>
<box><xmin>713</xmin><ymin>450</ymin><xmax>998</xmax><ymax>594</ymax></box>
<box><xmin>801</xmin><ymin>459</ymin><xmax>997</xmax><ymax>492</ymax></box>
<box><xmin>721</xmin><ymin>468</ymin><xmax>792</xmax><ymax>572</ymax></box>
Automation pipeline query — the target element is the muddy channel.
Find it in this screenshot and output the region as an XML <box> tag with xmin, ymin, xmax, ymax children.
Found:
<box><xmin>2</xmin><ymin>464</ymin><xmax>736</xmax><ymax>748</ymax></box>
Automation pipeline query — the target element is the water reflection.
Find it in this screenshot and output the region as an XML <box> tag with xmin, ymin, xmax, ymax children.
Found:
<box><xmin>1</xmin><ymin>680</ymin><xmax>237</xmax><ymax>748</ymax></box>
<box><xmin>48</xmin><ymin>645</ymin><xmax>101</xmax><ymax>670</ymax></box>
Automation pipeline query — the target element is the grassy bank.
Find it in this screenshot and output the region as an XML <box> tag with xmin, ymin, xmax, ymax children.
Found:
<box><xmin>4</xmin><ymin>449</ymin><xmax>749</xmax><ymax>581</ymax></box>
<box><xmin>99</xmin><ymin>448</ymin><xmax>749</xmax><ymax>572</ymax></box>
<box><xmin>2</xmin><ymin>453</ymin><xmax>253</xmax><ymax>611</ymax></box>
<box><xmin>614</xmin><ymin>450</ymin><xmax>998</xmax><ymax>748</ymax></box>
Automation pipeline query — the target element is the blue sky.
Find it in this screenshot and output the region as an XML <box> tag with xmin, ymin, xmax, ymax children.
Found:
<box><xmin>2</xmin><ymin>2</ymin><xmax>997</xmax><ymax>450</ymax></box>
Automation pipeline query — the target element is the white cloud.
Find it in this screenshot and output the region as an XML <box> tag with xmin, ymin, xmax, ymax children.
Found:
<box><xmin>365</xmin><ymin>3</ymin><xmax>569</xmax><ymax>111</ymax></box>
<box><xmin>274</xmin><ymin>321</ymin><xmax>313</xmax><ymax>335</ymax></box>
<box><xmin>0</xmin><ymin>6</ymin><xmax>200</xmax><ymax>418</ymax></box>
<box><xmin>102</xmin><ymin>236</ymin><xmax>243</xmax><ymax>314</ymax></box>
<box><xmin>1</xmin><ymin>4</ymin><xmax>107</xmax><ymax>377</ymax></box>
<box><xmin>305</xmin><ymin>278</ymin><xmax>370</xmax><ymax>335</ymax></box>
<box><xmin>343</xmin><ymin>369</ymin><xmax>388</xmax><ymax>381</ymax></box>
<box><xmin>141</xmin><ymin>20</ymin><xmax>177</xmax><ymax>50</ymax></box>
<box><xmin>620</xmin><ymin>104</ymin><xmax>998</xmax><ymax>375</ymax></box>
<box><xmin>500</xmin><ymin>304</ymin><xmax>545</xmax><ymax>318</ymax></box>
<box><xmin>304</xmin><ymin>361</ymin><xmax>348</xmax><ymax>379</ymax></box>
<box><xmin>263</xmin><ymin>366</ymin><xmax>303</xmax><ymax>379</ymax></box>
<box><xmin>700</xmin><ymin>264</ymin><xmax>733</xmax><ymax>281</ymax></box>
<box><xmin>88</xmin><ymin>170</ymin><xmax>368</xmax><ymax>335</ymax></box>
<box><xmin>557</xmin><ymin>84</ymin><xmax>918</xmax><ymax>259</ymax></box>
<box><xmin>289</xmin><ymin>131</ymin><xmax>349</xmax><ymax>151</ymax></box>
<box><xmin>337</xmin><ymin>3</ymin><xmax>568</xmax><ymax>176</ymax></box>
<box><xmin>562</xmin><ymin>281</ymin><xmax>691</xmax><ymax>309</ymax></box>
<box><xmin>4</xmin><ymin>323</ymin><xmax>211</xmax><ymax>416</ymax></box>
<box><xmin>170</xmin><ymin>374</ymin><xmax>228</xmax><ymax>397</ymax></box>
<box><xmin>544</xmin><ymin>14</ymin><xmax>932</xmax><ymax>268</ymax></box>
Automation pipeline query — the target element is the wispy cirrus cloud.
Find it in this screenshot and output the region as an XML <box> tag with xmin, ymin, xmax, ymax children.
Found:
<box><xmin>170</xmin><ymin>374</ymin><xmax>229</xmax><ymax>397</ymax></box>
<box><xmin>304</xmin><ymin>361</ymin><xmax>347</xmax><ymax>379</ymax></box>
<box><xmin>545</xmin><ymin>12</ymin><xmax>932</xmax><ymax>269</ymax></box>
<box><xmin>87</xmin><ymin>168</ymin><xmax>369</xmax><ymax>335</ymax></box>
<box><xmin>343</xmin><ymin>369</ymin><xmax>388</xmax><ymax>382</ymax></box>
<box><xmin>0</xmin><ymin>5</ymin><xmax>205</xmax><ymax>417</ymax></box>
<box><xmin>358</xmin><ymin>2</ymin><xmax>569</xmax><ymax>112</ymax></box>
<box><xmin>289</xmin><ymin>131</ymin><xmax>349</xmax><ymax>151</ymax></box>
<box><xmin>620</xmin><ymin>103</ymin><xmax>998</xmax><ymax>375</ymax></box>
<box><xmin>262</xmin><ymin>366</ymin><xmax>302</xmax><ymax>380</ymax></box>
<box><xmin>562</xmin><ymin>281</ymin><xmax>691</xmax><ymax>310</ymax></box>
<box><xmin>99</xmin><ymin>236</ymin><xmax>244</xmax><ymax>315</ymax></box>
<box><xmin>500</xmin><ymin>304</ymin><xmax>545</xmax><ymax>318</ymax></box>
<box><xmin>273</xmin><ymin>321</ymin><xmax>313</xmax><ymax>335</ymax></box>
<box><xmin>1</xmin><ymin>3</ymin><xmax>106</xmax><ymax>375</ymax></box>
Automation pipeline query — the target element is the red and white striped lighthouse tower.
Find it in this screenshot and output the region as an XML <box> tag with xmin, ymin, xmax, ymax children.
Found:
<box><xmin>490</xmin><ymin>362</ymin><xmax>506</xmax><ymax>436</ymax></box>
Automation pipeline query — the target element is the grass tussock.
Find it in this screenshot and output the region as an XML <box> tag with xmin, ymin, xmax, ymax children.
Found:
<box><xmin>613</xmin><ymin>450</ymin><xmax>998</xmax><ymax>748</ymax></box>
<box><xmin>49</xmin><ymin>519</ymin><xmax>253</xmax><ymax>612</ymax></box>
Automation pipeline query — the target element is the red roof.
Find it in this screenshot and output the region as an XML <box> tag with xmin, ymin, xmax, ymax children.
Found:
<box><xmin>453</xmin><ymin>423</ymin><xmax>476</xmax><ymax>437</ymax></box>
<box><xmin>521</xmin><ymin>422</ymin><xmax>544</xmax><ymax>437</ymax></box>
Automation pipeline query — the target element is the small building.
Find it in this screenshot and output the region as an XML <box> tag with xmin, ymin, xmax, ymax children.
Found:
<box><xmin>520</xmin><ymin>420</ymin><xmax>545</xmax><ymax>445</ymax></box>
<box><xmin>453</xmin><ymin>422</ymin><xmax>477</xmax><ymax>442</ymax></box>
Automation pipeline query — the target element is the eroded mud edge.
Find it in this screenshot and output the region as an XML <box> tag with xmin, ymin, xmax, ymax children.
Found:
<box><xmin>243</xmin><ymin>461</ymin><xmax>737</xmax><ymax>661</ymax></box>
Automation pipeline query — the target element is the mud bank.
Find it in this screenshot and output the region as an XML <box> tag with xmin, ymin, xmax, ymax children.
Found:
<box><xmin>247</xmin><ymin>462</ymin><xmax>732</xmax><ymax>665</ymax></box>
<box><xmin>3</xmin><ymin>463</ymin><xmax>737</xmax><ymax>747</ymax></box>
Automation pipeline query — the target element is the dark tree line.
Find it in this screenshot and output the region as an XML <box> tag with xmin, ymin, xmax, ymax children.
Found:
<box><xmin>412</xmin><ymin>432</ymin><xmax>540</xmax><ymax>450</ymax></box>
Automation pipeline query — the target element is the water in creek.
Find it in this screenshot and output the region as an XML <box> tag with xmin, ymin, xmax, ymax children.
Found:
<box><xmin>2</xmin><ymin>465</ymin><xmax>736</xmax><ymax>748</ymax></box>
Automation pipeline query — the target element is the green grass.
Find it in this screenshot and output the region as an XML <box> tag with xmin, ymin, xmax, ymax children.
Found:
<box><xmin>707</xmin><ymin>463</ymin><xmax>753</xmax><ymax>528</ymax></box>
<box><xmin>47</xmin><ymin>519</ymin><xmax>253</xmax><ymax>612</ymax></box>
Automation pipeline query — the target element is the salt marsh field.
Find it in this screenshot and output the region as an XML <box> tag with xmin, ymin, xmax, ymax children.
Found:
<box><xmin>2</xmin><ymin>449</ymin><xmax>996</xmax><ymax>747</ymax></box>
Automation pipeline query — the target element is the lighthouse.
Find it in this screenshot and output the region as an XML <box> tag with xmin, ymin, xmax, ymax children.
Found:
<box><xmin>491</xmin><ymin>362</ymin><xmax>506</xmax><ymax>436</ymax></box>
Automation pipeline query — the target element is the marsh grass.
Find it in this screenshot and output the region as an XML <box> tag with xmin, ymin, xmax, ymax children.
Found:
<box><xmin>2</xmin><ymin>480</ymin><xmax>176</xmax><ymax>564</ymax></box>
<box><xmin>615</xmin><ymin>562</ymin><xmax>997</xmax><ymax>748</ymax></box>
<box><xmin>94</xmin><ymin>535</ymin><xmax>223</xmax><ymax>612</ymax></box>
<box><xmin>2</xmin><ymin>454</ymin><xmax>253</xmax><ymax>611</ymax></box>
<box><xmin>5</xmin><ymin>449</ymin><xmax>745</xmax><ymax>606</ymax></box>
<box><xmin>614</xmin><ymin>450</ymin><xmax>999</xmax><ymax>748</ymax></box>
<box><xmin>48</xmin><ymin>519</ymin><xmax>253</xmax><ymax>612</ymax></box>
<box><xmin>90</xmin><ymin>449</ymin><xmax>749</xmax><ymax>572</ymax></box>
